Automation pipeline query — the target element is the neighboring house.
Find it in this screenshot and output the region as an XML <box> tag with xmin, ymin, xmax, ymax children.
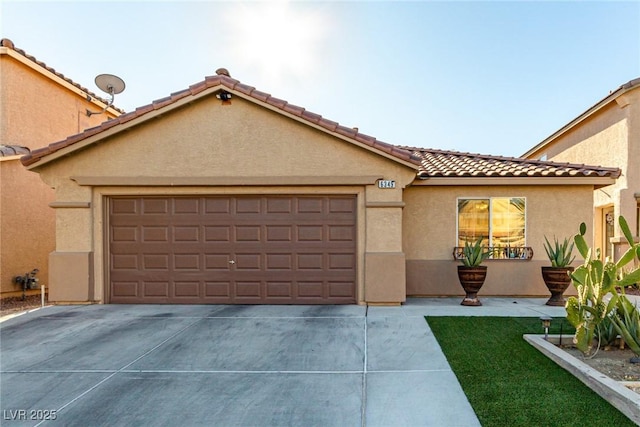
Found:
<box><xmin>21</xmin><ymin>69</ymin><xmax>619</xmax><ymax>305</ymax></box>
<box><xmin>0</xmin><ymin>38</ymin><xmax>122</xmax><ymax>298</ymax></box>
<box><xmin>523</xmin><ymin>78</ymin><xmax>639</xmax><ymax>262</ymax></box>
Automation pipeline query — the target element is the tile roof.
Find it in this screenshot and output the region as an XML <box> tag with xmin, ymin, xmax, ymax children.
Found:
<box><xmin>21</xmin><ymin>69</ymin><xmax>422</xmax><ymax>167</ymax></box>
<box><xmin>404</xmin><ymin>147</ymin><xmax>621</xmax><ymax>179</ymax></box>
<box><xmin>0</xmin><ymin>38</ymin><xmax>124</xmax><ymax>114</ymax></box>
<box><xmin>0</xmin><ymin>144</ymin><xmax>30</xmax><ymax>157</ymax></box>
<box><xmin>18</xmin><ymin>67</ymin><xmax>621</xmax><ymax>182</ymax></box>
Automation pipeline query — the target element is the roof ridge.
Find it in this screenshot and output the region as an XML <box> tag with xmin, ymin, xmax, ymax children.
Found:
<box><xmin>1</xmin><ymin>38</ymin><xmax>125</xmax><ymax>114</ymax></box>
<box><xmin>21</xmin><ymin>68</ymin><xmax>421</xmax><ymax>167</ymax></box>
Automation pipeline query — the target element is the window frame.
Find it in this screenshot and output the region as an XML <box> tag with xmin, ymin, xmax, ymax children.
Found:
<box><xmin>456</xmin><ymin>197</ymin><xmax>527</xmax><ymax>248</ymax></box>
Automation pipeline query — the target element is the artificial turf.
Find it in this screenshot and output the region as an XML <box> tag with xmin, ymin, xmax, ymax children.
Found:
<box><xmin>426</xmin><ymin>316</ymin><xmax>636</xmax><ymax>427</ymax></box>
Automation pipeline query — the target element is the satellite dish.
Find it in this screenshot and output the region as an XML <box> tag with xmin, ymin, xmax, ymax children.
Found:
<box><xmin>95</xmin><ymin>74</ymin><xmax>126</xmax><ymax>95</ymax></box>
<box><xmin>86</xmin><ymin>73</ymin><xmax>126</xmax><ymax>117</ymax></box>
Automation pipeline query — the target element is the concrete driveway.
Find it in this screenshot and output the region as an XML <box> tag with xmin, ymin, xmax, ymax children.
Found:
<box><xmin>1</xmin><ymin>303</ymin><xmax>482</xmax><ymax>427</ymax></box>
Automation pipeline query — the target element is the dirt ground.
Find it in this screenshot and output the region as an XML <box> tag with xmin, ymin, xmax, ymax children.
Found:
<box><xmin>562</xmin><ymin>345</ymin><xmax>640</xmax><ymax>382</ymax></box>
<box><xmin>0</xmin><ymin>295</ymin><xmax>48</xmax><ymax>317</ymax></box>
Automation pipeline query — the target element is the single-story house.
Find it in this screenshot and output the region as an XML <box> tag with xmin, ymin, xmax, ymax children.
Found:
<box><xmin>21</xmin><ymin>69</ymin><xmax>620</xmax><ymax>305</ymax></box>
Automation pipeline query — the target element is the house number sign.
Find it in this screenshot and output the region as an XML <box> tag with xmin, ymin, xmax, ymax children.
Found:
<box><xmin>378</xmin><ymin>180</ymin><xmax>396</xmax><ymax>189</ymax></box>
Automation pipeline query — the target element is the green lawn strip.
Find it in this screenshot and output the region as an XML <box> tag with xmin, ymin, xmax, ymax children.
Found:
<box><xmin>426</xmin><ymin>316</ymin><xmax>635</xmax><ymax>427</ymax></box>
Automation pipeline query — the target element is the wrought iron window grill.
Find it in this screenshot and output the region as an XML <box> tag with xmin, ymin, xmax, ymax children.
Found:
<box><xmin>452</xmin><ymin>246</ymin><xmax>534</xmax><ymax>261</ymax></box>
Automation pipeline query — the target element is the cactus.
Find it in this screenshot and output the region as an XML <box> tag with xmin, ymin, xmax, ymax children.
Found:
<box><xmin>566</xmin><ymin>216</ymin><xmax>640</xmax><ymax>356</ymax></box>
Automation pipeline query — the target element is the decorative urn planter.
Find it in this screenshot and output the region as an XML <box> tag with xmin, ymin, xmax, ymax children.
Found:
<box><xmin>541</xmin><ymin>266</ymin><xmax>574</xmax><ymax>306</ymax></box>
<box><xmin>457</xmin><ymin>265</ymin><xmax>488</xmax><ymax>306</ymax></box>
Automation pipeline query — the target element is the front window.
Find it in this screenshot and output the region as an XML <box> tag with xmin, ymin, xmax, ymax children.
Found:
<box><xmin>457</xmin><ymin>198</ymin><xmax>526</xmax><ymax>249</ymax></box>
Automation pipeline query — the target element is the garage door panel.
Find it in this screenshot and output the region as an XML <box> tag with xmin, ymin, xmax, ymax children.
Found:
<box><xmin>205</xmin><ymin>226</ymin><xmax>231</xmax><ymax>242</ymax></box>
<box><xmin>110</xmin><ymin>196</ymin><xmax>356</xmax><ymax>304</ymax></box>
<box><xmin>112</xmin><ymin>226</ymin><xmax>137</xmax><ymax>242</ymax></box>
<box><xmin>329</xmin><ymin>253</ymin><xmax>356</xmax><ymax>270</ymax></box>
<box><xmin>143</xmin><ymin>254</ymin><xmax>169</xmax><ymax>270</ymax></box>
<box><xmin>174</xmin><ymin>282</ymin><xmax>200</xmax><ymax>297</ymax></box>
<box><xmin>236</xmin><ymin>281</ymin><xmax>262</xmax><ymax>298</ymax></box>
<box><xmin>173</xmin><ymin>198</ymin><xmax>200</xmax><ymax>214</ymax></box>
<box><xmin>173</xmin><ymin>254</ymin><xmax>200</xmax><ymax>270</ymax></box>
<box><xmin>112</xmin><ymin>282</ymin><xmax>138</xmax><ymax>297</ymax></box>
<box><xmin>111</xmin><ymin>199</ymin><xmax>138</xmax><ymax>214</ymax></box>
<box><xmin>205</xmin><ymin>281</ymin><xmax>231</xmax><ymax>297</ymax></box>
<box><xmin>205</xmin><ymin>254</ymin><xmax>233</xmax><ymax>270</ymax></box>
<box><xmin>142</xmin><ymin>199</ymin><xmax>169</xmax><ymax>214</ymax></box>
<box><xmin>236</xmin><ymin>198</ymin><xmax>261</xmax><ymax>214</ymax></box>
<box><xmin>266</xmin><ymin>281</ymin><xmax>292</xmax><ymax>297</ymax></box>
<box><xmin>173</xmin><ymin>226</ymin><xmax>200</xmax><ymax>242</ymax></box>
<box><xmin>142</xmin><ymin>227</ymin><xmax>169</xmax><ymax>242</ymax></box>
<box><xmin>142</xmin><ymin>281</ymin><xmax>169</xmax><ymax>297</ymax></box>
<box><xmin>267</xmin><ymin>198</ymin><xmax>292</xmax><ymax>213</ymax></box>
<box><xmin>266</xmin><ymin>254</ymin><xmax>293</xmax><ymax>270</ymax></box>
<box><xmin>235</xmin><ymin>254</ymin><xmax>262</xmax><ymax>270</ymax></box>
<box><xmin>235</xmin><ymin>226</ymin><xmax>261</xmax><ymax>241</ymax></box>
<box><xmin>266</xmin><ymin>225</ymin><xmax>292</xmax><ymax>242</ymax></box>
<box><xmin>297</xmin><ymin>198</ymin><xmax>323</xmax><ymax>213</ymax></box>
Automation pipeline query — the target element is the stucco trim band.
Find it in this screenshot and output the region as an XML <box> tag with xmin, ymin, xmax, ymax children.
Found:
<box><xmin>49</xmin><ymin>201</ymin><xmax>91</xmax><ymax>208</ymax></box>
<box><xmin>365</xmin><ymin>201</ymin><xmax>406</xmax><ymax>208</ymax></box>
<box><xmin>71</xmin><ymin>176</ymin><xmax>383</xmax><ymax>186</ymax></box>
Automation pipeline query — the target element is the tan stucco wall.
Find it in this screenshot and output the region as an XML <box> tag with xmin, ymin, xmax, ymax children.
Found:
<box><xmin>0</xmin><ymin>159</ymin><xmax>55</xmax><ymax>295</ymax></box>
<box><xmin>403</xmin><ymin>185</ymin><xmax>593</xmax><ymax>297</ymax></box>
<box><xmin>525</xmin><ymin>86</ymin><xmax>640</xmax><ymax>257</ymax></box>
<box><xmin>32</xmin><ymin>95</ymin><xmax>416</xmax><ymax>304</ymax></box>
<box><xmin>0</xmin><ymin>50</ymin><xmax>120</xmax><ymax>297</ymax></box>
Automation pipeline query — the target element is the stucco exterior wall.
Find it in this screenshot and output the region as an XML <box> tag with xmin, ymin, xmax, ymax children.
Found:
<box><xmin>0</xmin><ymin>159</ymin><xmax>55</xmax><ymax>295</ymax></box>
<box><xmin>33</xmin><ymin>95</ymin><xmax>416</xmax><ymax>304</ymax></box>
<box><xmin>525</xmin><ymin>85</ymin><xmax>640</xmax><ymax>258</ymax></box>
<box><xmin>0</xmin><ymin>48</ymin><xmax>120</xmax><ymax>297</ymax></box>
<box><xmin>403</xmin><ymin>184</ymin><xmax>593</xmax><ymax>297</ymax></box>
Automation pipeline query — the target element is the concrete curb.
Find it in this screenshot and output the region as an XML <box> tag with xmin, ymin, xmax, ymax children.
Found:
<box><xmin>524</xmin><ymin>334</ymin><xmax>640</xmax><ymax>425</ymax></box>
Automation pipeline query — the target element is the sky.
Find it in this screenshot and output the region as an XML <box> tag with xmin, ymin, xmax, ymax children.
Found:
<box><xmin>2</xmin><ymin>0</ymin><xmax>639</xmax><ymax>158</ymax></box>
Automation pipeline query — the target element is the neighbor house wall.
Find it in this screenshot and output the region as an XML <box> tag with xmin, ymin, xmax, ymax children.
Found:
<box><xmin>0</xmin><ymin>45</ymin><xmax>120</xmax><ymax>297</ymax></box>
<box><xmin>32</xmin><ymin>95</ymin><xmax>416</xmax><ymax>304</ymax></box>
<box><xmin>524</xmin><ymin>84</ymin><xmax>640</xmax><ymax>260</ymax></box>
<box><xmin>403</xmin><ymin>185</ymin><xmax>593</xmax><ymax>297</ymax></box>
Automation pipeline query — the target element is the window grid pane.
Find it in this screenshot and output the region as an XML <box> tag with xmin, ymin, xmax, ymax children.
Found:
<box><xmin>458</xmin><ymin>197</ymin><xmax>525</xmax><ymax>249</ymax></box>
<box><xmin>457</xmin><ymin>199</ymin><xmax>489</xmax><ymax>246</ymax></box>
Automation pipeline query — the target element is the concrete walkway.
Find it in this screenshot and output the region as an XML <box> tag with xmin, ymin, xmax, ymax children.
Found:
<box><xmin>0</xmin><ymin>298</ymin><xmax>566</xmax><ymax>427</ymax></box>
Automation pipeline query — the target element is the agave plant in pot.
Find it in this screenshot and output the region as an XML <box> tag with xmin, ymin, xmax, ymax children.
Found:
<box><xmin>542</xmin><ymin>235</ymin><xmax>575</xmax><ymax>306</ymax></box>
<box><xmin>457</xmin><ymin>237</ymin><xmax>491</xmax><ymax>306</ymax></box>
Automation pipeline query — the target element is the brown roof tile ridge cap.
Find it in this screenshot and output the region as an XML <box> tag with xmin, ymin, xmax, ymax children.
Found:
<box><xmin>0</xmin><ymin>38</ymin><xmax>15</xmax><ymax>49</ymax></box>
<box><xmin>621</xmin><ymin>77</ymin><xmax>640</xmax><ymax>90</ymax></box>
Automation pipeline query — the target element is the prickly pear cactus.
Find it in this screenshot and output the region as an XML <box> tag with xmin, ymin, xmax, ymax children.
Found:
<box><xmin>565</xmin><ymin>217</ymin><xmax>640</xmax><ymax>355</ymax></box>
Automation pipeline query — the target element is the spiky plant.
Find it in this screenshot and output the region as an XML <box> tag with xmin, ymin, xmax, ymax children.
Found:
<box><xmin>543</xmin><ymin>235</ymin><xmax>575</xmax><ymax>267</ymax></box>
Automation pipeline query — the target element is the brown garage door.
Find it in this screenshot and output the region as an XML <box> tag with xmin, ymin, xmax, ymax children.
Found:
<box><xmin>109</xmin><ymin>196</ymin><xmax>356</xmax><ymax>304</ymax></box>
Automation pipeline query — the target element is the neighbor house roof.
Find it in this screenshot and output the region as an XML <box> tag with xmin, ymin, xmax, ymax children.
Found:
<box><xmin>0</xmin><ymin>144</ymin><xmax>30</xmax><ymax>157</ymax></box>
<box><xmin>19</xmin><ymin>68</ymin><xmax>621</xmax><ymax>187</ymax></box>
<box><xmin>522</xmin><ymin>77</ymin><xmax>640</xmax><ymax>158</ymax></box>
<box><xmin>0</xmin><ymin>38</ymin><xmax>124</xmax><ymax>115</ymax></box>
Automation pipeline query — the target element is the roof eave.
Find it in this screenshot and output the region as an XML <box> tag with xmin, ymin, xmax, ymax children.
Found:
<box><xmin>24</xmin><ymin>79</ymin><xmax>421</xmax><ymax>172</ymax></box>
<box><xmin>521</xmin><ymin>77</ymin><xmax>640</xmax><ymax>158</ymax></box>
<box><xmin>412</xmin><ymin>176</ymin><xmax>618</xmax><ymax>187</ymax></box>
